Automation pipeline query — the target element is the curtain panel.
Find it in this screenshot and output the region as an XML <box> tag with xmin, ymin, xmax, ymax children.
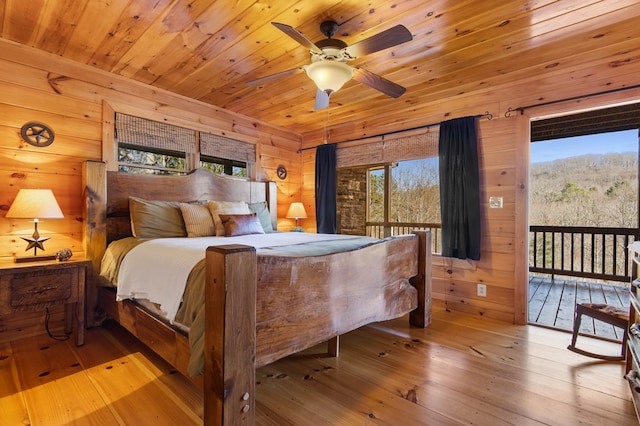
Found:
<box><xmin>315</xmin><ymin>144</ymin><xmax>337</xmax><ymax>234</ymax></box>
<box><xmin>438</xmin><ymin>116</ymin><xmax>481</xmax><ymax>260</ymax></box>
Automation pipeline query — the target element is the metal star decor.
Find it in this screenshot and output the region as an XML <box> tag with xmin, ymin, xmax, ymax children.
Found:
<box><xmin>20</xmin><ymin>122</ymin><xmax>55</xmax><ymax>147</ymax></box>
<box><xmin>22</xmin><ymin>233</ymin><xmax>50</xmax><ymax>255</ymax></box>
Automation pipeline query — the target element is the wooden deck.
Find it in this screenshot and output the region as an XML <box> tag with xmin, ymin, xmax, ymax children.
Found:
<box><xmin>529</xmin><ymin>274</ymin><xmax>630</xmax><ymax>341</ymax></box>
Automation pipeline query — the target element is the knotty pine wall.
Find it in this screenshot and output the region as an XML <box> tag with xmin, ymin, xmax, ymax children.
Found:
<box><xmin>0</xmin><ymin>38</ymin><xmax>303</xmax><ymax>265</ymax></box>
<box><xmin>301</xmin><ymin>89</ymin><xmax>640</xmax><ymax>326</ymax></box>
<box><xmin>3</xmin><ymin>35</ymin><xmax>640</xmax><ymax>333</ymax></box>
<box><xmin>0</xmin><ymin>38</ymin><xmax>303</xmax><ymax>340</ymax></box>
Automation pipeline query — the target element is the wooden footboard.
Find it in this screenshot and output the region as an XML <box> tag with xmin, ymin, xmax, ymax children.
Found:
<box><xmin>204</xmin><ymin>231</ymin><xmax>431</xmax><ymax>425</ymax></box>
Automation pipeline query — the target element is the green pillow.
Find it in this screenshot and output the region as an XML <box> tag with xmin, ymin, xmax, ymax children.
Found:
<box><xmin>249</xmin><ymin>201</ymin><xmax>274</xmax><ymax>233</ymax></box>
<box><xmin>129</xmin><ymin>196</ymin><xmax>187</xmax><ymax>238</ymax></box>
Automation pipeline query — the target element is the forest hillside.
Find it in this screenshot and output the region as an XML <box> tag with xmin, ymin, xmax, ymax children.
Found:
<box><xmin>530</xmin><ymin>153</ymin><xmax>637</xmax><ymax>228</ymax></box>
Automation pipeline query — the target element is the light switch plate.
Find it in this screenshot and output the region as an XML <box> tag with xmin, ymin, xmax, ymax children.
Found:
<box><xmin>489</xmin><ymin>196</ymin><xmax>503</xmax><ymax>208</ymax></box>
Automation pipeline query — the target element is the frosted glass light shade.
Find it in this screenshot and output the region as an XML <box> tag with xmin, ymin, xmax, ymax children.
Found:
<box><xmin>286</xmin><ymin>202</ymin><xmax>308</xmax><ymax>219</ymax></box>
<box><xmin>306</xmin><ymin>61</ymin><xmax>353</xmax><ymax>94</ymax></box>
<box><xmin>6</xmin><ymin>189</ymin><xmax>64</xmax><ymax>219</ymax></box>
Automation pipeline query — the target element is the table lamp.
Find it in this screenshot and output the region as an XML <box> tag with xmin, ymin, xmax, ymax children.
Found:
<box><xmin>6</xmin><ymin>189</ymin><xmax>64</xmax><ymax>262</ymax></box>
<box><xmin>286</xmin><ymin>202</ymin><xmax>307</xmax><ymax>232</ymax></box>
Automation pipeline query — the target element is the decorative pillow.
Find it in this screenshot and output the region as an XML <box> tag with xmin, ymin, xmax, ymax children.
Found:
<box><xmin>249</xmin><ymin>201</ymin><xmax>274</xmax><ymax>233</ymax></box>
<box><xmin>179</xmin><ymin>203</ymin><xmax>215</xmax><ymax>237</ymax></box>
<box><xmin>129</xmin><ymin>197</ymin><xmax>186</xmax><ymax>238</ymax></box>
<box><xmin>220</xmin><ymin>213</ymin><xmax>265</xmax><ymax>237</ymax></box>
<box><xmin>207</xmin><ymin>200</ymin><xmax>251</xmax><ymax>236</ymax></box>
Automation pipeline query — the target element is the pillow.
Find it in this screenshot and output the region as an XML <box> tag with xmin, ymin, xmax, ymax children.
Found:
<box><xmin>220</xmin><ymin>213</ymin><xmax>265</xmax><ymax>237</ymax></box>
<box><xmin>129</xmin><ymin>197</ymin><xmax>186</xmax><ymax>238</ymax></box>
<box><xmin>249</xmin><ymin>201</ymin><xmax>274</xmax><ymax>233</ymax></box>
<box><xmin>179</xmin><ymin>203</ymin><xmax>215</xmax><ymax>237</ymax></box>
<box><xmin>207</xmin><ymin>200</ymin><xmax>251</xmax><ymax>236</ymax></box>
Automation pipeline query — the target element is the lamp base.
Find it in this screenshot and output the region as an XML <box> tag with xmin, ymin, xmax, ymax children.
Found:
<box><xmin>14</xmin><ymin>254</ymin><xmax>58</xmax><ymax>263</ymax></box>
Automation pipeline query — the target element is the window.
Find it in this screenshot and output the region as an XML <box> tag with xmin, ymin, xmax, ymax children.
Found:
<box><xmin>115</xmin><ymin>112</ymin><xmax>255</xmax><ymax>176</ymax></box>
<box><xmin>389</xmin><ymin>158</ymin><xmax>440</xmax><ymax>224</ymax></box>
<box><xmin>200</xmin><ymin>156</ymin><xmax>247</xmax><ymax>177</ymax></box>
<box><xmin>365</xmin><ymin>158</ymin><xmax>441</xmax><ymax>239</ymax></box>
<box><xmin>336</xmin><ymin>129</ymin><xmax>441</xmax><ymax>250</ymax></box>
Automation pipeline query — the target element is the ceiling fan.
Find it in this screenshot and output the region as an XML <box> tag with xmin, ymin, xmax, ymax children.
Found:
<box><xmin>247</xmin><ymin>20</ymin><xmax>413</xmax><ymax>109</ymax></box>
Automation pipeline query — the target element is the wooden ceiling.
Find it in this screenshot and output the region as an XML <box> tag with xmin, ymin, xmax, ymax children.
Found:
<box><xmin>1</xmin><ymin>1</ymin><xmax>639</xmax><ymax>139</ymax></box>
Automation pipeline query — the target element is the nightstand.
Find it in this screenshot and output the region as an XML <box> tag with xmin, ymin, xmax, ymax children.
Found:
<box><xmin>0</xmin><ymin>258</ymin><xmax>90</xmax><ymax>346</ymax></box>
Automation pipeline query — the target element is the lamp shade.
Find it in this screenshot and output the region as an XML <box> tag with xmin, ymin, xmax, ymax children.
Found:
<box><xmin>286</xmin><ymin>202</ymin><xmax>308</xmax><ymax>219</ymax></box>
<box><xmin>306</xmin><ymin>60</ymin><xmax>353</xmax><ymax>94</ymax></box>
<box><xmin>6</xmin><ymin>189</ymin><xmax>64</xmax><ymax>219</ymax></box>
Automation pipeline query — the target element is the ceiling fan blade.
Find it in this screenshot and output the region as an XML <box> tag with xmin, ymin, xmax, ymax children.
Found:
<box><xmin>272</xmin><ymin>22</ymin><xmax>323</xmax><ymax>54</ymax></box>
<box><xmin>314</xmin><ymin>89</ymin><xmax>330</xmax><ymax>110</ymax></box>
<box><xmin>246</xmin><ymin>66</ymin><xmax>304</xmax><ymax>86</ymax></box>
<box><xmin>344</xmin><ymin>25</ymin><xmax>412</xmax><ymax>58</ymax></box>
<box><xmin>352</xmin><ymin>67</ymin><xmax>406</xmax><ymax>98</ymax></box>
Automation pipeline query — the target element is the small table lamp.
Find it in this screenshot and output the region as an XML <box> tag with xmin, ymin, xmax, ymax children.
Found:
<box><xmin>6</xmin><ymin>189</ymin><xmax>64</xmax><ymax>262</ymax></box>
<box><xmin>286</xmin><ymin>202</ymin><xmax>308</xmax><ymax>232</ymax></box>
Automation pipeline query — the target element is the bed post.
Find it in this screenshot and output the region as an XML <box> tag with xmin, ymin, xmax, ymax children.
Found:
<box><xmin>410</xmin><ymin>230</ymin><xmax>432</xmax><ymax>328</ymax></box>
<box><xmin>204</xmin><ymin>245</ymin><xmax>257</xmax><ymax>426</ymax></box>
<box><xmin>82</xmin><ymin>160</ymin><xmax>107</xmax><ymax>328</ymax></box>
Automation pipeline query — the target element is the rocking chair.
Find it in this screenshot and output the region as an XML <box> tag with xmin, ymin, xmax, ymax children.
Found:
<box><xmin>567</xmin><ymin>303</ymin><xmax>629</xmax><ymax>361</ymax></box>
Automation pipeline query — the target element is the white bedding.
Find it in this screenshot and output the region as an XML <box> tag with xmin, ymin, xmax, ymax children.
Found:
<box><xmin>116</xmin><ymin>233</ymin><xmax>366</xmax><ymax>322</ymax></box>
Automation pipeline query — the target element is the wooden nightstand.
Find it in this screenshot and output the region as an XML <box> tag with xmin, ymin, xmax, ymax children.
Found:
<box><xmin>0</xmin><ymin>258</ymin><xmax>90</xmax><ymax>346</ymax></box>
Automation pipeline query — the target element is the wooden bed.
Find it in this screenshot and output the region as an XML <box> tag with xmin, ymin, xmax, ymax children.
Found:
<box><xmin>82</xmin><ymin>160</ymin><xmax>432</xmax><ymax>425</ymax></box>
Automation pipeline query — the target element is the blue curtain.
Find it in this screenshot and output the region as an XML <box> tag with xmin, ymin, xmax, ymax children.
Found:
<box><xmin>438</xmin><ymin>116</ymin><xmax>481</xmax><ymax>260</ymax></box>
<box><xmin>315</xmin><ymin>144</ymin><xmax>337</xmax><ymax>233</ymax></box>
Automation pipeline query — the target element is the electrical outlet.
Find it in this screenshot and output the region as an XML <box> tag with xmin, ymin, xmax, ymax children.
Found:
<box><xmin>477</xmin><ymin>283</ymin><xmax>487</xmax><ymax>297</ymax></box>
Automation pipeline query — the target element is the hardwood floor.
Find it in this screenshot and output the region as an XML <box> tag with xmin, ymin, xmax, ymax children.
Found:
<box><xmin>1</xmin><ymin>302</ymin><xmax>636</xmax><ymax>425</ymax></box>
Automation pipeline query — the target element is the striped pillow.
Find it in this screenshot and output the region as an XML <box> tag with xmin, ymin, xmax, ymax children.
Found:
<box><xmin>179</xmin><ymin>203</ymin><xmax>215</xmax><ymax>237</ymax></box>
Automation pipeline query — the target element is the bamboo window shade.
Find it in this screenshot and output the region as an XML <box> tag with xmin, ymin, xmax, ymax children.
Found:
<box><xmin>200</xmin><ymin>132</ymin><xmax>256</xmax><ymax>163</ymax></box>
<box><xmin>114</xmin><ymin>113</ymin><xmax>256</xmax><ymax>164</ymax></box>
<box><xmin>115</xmin><ymin>113</ymin><xmax>196</xmax><ymax>154</ymax></box>
<box><xmin>336</xmin><ymin>128</ymin><xmax>439</xmax><ymax>168</ymax></box>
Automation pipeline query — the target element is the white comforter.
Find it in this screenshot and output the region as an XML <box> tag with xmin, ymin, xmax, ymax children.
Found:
<box><xmin>116</xmin><ymin>233</ymin><xmax>363</xmax><ymax>322</ymax></box>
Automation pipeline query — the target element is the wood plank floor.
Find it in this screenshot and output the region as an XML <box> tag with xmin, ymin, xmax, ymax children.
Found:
<box><xmin>1</xmin><ymin>302</ymin><xmax>636</xmax><ymax>425</ymax></box>
<box><xmin>529</xmin><ymin>275</ymin><xmax>630</xmax><ymax>340</ymax></box>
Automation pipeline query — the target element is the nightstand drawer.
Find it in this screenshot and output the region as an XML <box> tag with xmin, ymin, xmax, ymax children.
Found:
<box><xmin>0</xmin><ymin>258</ymin><xmax>89</xmax><ymax>346</ymax></box>
<box><xmin>0</xmin><ymin>268</ymin><xmax>78</xmax><ymax>315</ymax></box>
<box><xmin>10</xmin><ymin>270</ymin><xmax>73</xmax><ymax>308</ymax></box>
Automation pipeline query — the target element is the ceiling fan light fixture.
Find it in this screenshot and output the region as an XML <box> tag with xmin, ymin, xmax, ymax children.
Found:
<box><xmin>306</xmin><ymin>60</ymin><xmax>353</xmax><ymax>95</ymax></box>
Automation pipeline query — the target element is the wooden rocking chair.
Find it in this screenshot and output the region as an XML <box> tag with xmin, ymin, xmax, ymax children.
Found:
<box><xmin>567</xmin><ymin>303</ymin><xmax>629</xmax><ymax>361</ymax></box>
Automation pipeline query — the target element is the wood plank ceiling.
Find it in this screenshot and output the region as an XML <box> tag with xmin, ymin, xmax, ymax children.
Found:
<box><xmin>1</xmin><ymin>0</ymin><xmax>639</xmax><ymax>139</ymax></box>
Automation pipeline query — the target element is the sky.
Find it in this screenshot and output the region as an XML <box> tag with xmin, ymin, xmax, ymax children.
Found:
<box><xmin>530</xmin><ymin>129</ymin><xmax>637</xmax><ymax>163</ymax></box>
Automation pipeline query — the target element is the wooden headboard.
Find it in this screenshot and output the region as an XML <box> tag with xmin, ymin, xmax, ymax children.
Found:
<box><xmin>81</xmin><ymin>160</ymin><xmax>277</xmax><ymax>325</ymax></box>
<box><xmin>104</xmin><ymin>166</ymin><xmax>277</xmax><ymax>242</ymax></box>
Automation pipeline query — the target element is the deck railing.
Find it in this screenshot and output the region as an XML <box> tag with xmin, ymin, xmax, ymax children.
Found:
<box><xmin>529</xmin><ymin>225</ymin><xmax>639</xmax><ymax>282</ymax></box>
<box><xmin>365</xmin><ymin>223</ymin><xmax>638</xmax><ymax>283</ymax></box>
<box><xmin>366</xmin><ymin>222</ymin><xmax>442</xmax><ymax>253</ymax></box>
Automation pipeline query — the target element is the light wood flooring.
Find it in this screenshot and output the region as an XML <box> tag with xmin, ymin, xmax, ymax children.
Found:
<box><xmin>1</xmin><ymin>302</ymin><xmax>637</xmax><ymax>425</ymax></box>
<box><xmin>529</xmin><ymin>275</ymin><xmax>629</xmax><ymax>340</ymax></box>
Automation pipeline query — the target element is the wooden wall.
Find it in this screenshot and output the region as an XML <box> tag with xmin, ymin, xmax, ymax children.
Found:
<box><xmin>3</xmin><ymin>25</ymin><xmax>640</xmax><ymax>334</ymax></box>
<box><xmin>300</xmin><ymin>72</ymin><xmax>640</xmax><ymax>326</ymax></box>
<box><xmin>0</xmin><ymin>38</ymin><xmax>303</xmax><ymax>265</ymax></box>
<box><xmin>0</xmin><ymin>38</ymin><xmax>303</xmax><ymax>339</ymax></box>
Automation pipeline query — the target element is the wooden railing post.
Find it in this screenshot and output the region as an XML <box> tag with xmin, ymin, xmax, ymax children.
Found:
<box><xmin>204</xmin><ymin>245</ymin><xmax>256</xmax><ymax>426</ymax></box>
